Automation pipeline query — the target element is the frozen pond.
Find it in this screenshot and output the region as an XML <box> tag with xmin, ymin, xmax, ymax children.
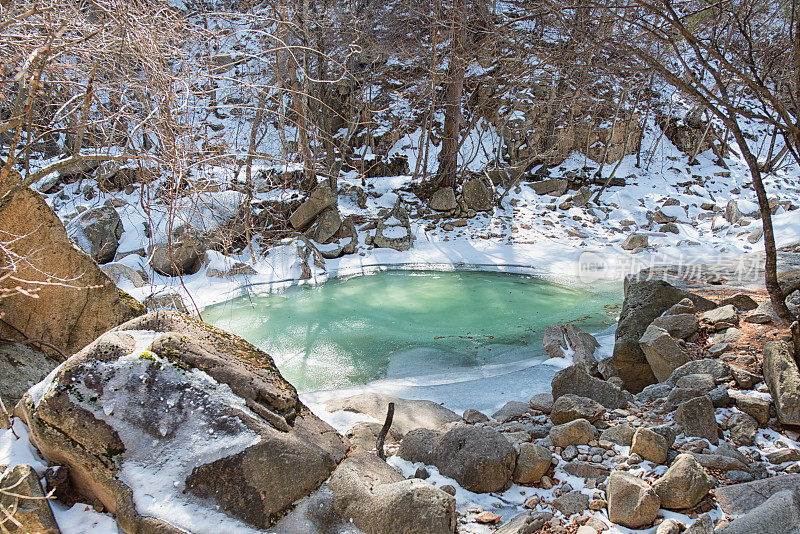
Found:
<box><xmin>203</xmin><ymin>271</ymin><xmax>622</xmax><ymax>405</ymax></box>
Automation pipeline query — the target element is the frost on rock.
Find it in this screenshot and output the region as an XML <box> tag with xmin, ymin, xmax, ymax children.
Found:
<box><xmin>69</xmin><ymin>333</ymin><xmax>263</xmax><ymax>534</ymax></box>
<box><xmin>17</xmin><ymin>312</ymin><xmax>349</xmax><ymax>533</ymax></box>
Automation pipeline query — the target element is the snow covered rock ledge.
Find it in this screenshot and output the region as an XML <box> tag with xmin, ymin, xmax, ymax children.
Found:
<box><xmin>15</xmin><ymin>311</ymin><xmax>350</xmax><ymax>533</ymax></box>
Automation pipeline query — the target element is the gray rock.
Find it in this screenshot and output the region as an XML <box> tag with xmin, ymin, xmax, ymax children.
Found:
<box><xmin>731</xmin><ymin>392</ymin><xmax>770</xmax><ymax>425</ymax></box>
<box><xmin>656</xmin><ymin>518</ymin><xmax>682</xmax><ymax>534</ymax></box>
<box><xmin>715</xmin><ymin>474</ymin><xmax>800</xmax><ymax>516</ymax></box>
<box><xmin>728</xmin><ymin>412</ymin><xmax>758</xmax><ymax>446</ymax></box>
<box><xmin>726</xmin><ymin>199</ymin><xmax>743</xmax><ymax>224</ymax></box>
<box><xmin>312</xmin><ymin>208</ymin><xmax>342</xmax><ymax>244</ymax></box>
<box><xmin>462</xmin><ymin>408</ymin><xmax>489</xmax><ymax>424</ymax></box>
<box><xmin>529</xmin><ymin>393</ymin><xmax>554</xmax><ymax>413</ymax></box>
<box><xmin>662</xmin><ymin>387</ymin><xmax>704</xmax><ymax>411</ymax></box>
<box><xmin>667</xmin><ymin>359</ymin><xmax>730</xmax><ymax>385</ymax></box>
<box><xmin>495</xmin><ymin>511</ymin><xmax>552</xmax><ymax>534</ymax></box>
<box><xmin>67</xmin><ymin>205</ymin><xmax>123</xmax><ymax>264</ymax></box>
<box><xmin>493</xmin><ymin>401</ymin><xmax>531</xmax><ymax>422</ymax></box>
<box><xmin>551</xmin><ymin>365</ymin><xmax>632</xmax><ymax>409</ymax></box>
<box><xmin>730</xmin><ymin>365</ymin><xmax>760</xmax><ymax>389</ymax></box>
<box><xmin>648</xmin><ymin>424</ymin><xmax>679</xmax><ymax>447</ymax></box>
<box><xmin>607</xmin><ymin>471</ymin><xmax>660</xmax><ymax>529</ymax></box>
<box><xmin>707</xmin><ymin>342</ymin><xmax>731</xmax><ymax>357</ymax></box>
<box><xmin>429</xmin><ymin>187</ymin><xmax>458</xmax><ymax>211</ymax></box>
<box><xmin>372</xmin><ymin>199</ymin><xmax>414</xmax><ymax>251</ymax></box>
<box><xmin>702</xmin><ymin>305</ymin><xmax>739</xmax><ymax>330</ymax></box>
<box><xmin>289</xmin><ymin>185</ymin><xmax>336</xmax><ymax>230</ymax></box>
<box><xmin>675</xmin><ymin>395</ymin><xmax>718</xmax><ymax>444</ymax></box>
<box><xmin>745</xmin><ymin>301</ymin><xmax>779</xmax><ymax>324</ymax></box>
<box><xmin>397</xmin><ymin>426</ymin><xmax>516</xmax><ymax>493</ymax></box>
<box><xmin>346</xmin><ymin>422</ymin><xmax>402</xmax><ymax>453</ymax></box>
<box><xmin>713</xmin><ymin>387</ymin><xmax>734</xmax><ymax>409</ymax></box>
<box><xmin>328</xmin><ymin>453</ymin><xmax>456</xmax><ymax>534</ymax></box>
<box><xmin>768</xmin><ymin>449</ymin><xmax>800</xmax><ymax>464</ymax></box>
<box><xmin>143</xmin><ymin>292</ymin><xmax>189</xmax><ymax>314</ymax></box>
<box><xmin>550</xmin><ymin>394</ymin><xmax>605</xmax><ymax>425</ymax></box>
<box><xmin>717</xmin><ymin>490</ymin><xmax>800</xmax><ymax>534</ymax></box>
<box><xmin>665</xmin><ymin>297</ymin><xmax>696</xmax><ymax>316</ymax></box>
<box><xmin>686</xmin><ymin>513</ymin><xmax>714</xmax><ymax>534</ymax></box>
<box><xmin>513</xmin><ymin>443</ymin><xmax>552</xmax><ymax>484</ymax></box>
<box><xmin>660</xmin><ymin>222</ymin><xmax>680</xmax><ymax>234</ymax></box>
<box><xmin>612</xmin><ymin>278</ymin><xmax>714</xmax><ymax>392</ymax></box>
<box><xmin>562</xmin><ymin>445</ymin><xmax>578</xmax><ymax>461</ymax></box>
<box><xmin>530</xmin><ymin>178</ymin><xmax>568</xmax><ymax>196</ymax></box>
<box><xmin>549</xmin><ymin>419</ymin><xmax>595</xmax><ymax>448</ymax></box>
<box><xmin>639</xmin><ymin>325</ymin><xmax>692</xmax><ymax>382</ymax></box>
<box><xmin>763</xmin><ymin>341</ymin><xmax>800</xmax><ymax>425</ymax></box>
<box><xmin>651</xmin><ymin>313</ymin><xmax>700</xmax><ymax>340</ymax></box>
<box><xmin>622</xmin><ymin>233</ymin><xmax>648</xmax><ymax>250</ymax></box>
<box><xmin>636</xmin><ymin>382</ymin><xmax>672</xmax><ymax>404</ymax></box>
<box><xmin>553</xmin><ymin>490</ymin><xmax>590</xmax><ymax>517</ymax></box>
<box><xmin>326</xmin><ymin>393</ymin><xmax>460</xmax><ymax>436</ymax></box>
<box><xmin>101</xmin><ymin>263</ymin><xmax>147</xmax><ymax>288</ymax></box>
<box><xmin>675</xmin><ymin>373</ymin><xmax>715</xmax><ymax>392</ymax></box>
<box><xmin>653</xmin><ymin>453</ymin><xmax>713</xmax><ymax>509</ymax></box>
<box><xmin>149</xmin><ymin>228</ymin><xmax>205</xmax><ymax>276</ymax></box>
<box><xmin>710</xmin><ymin>327</ymin><xmax>744</xmax><ymax>344</ymax></box>
<box><xmin>631</xmin><ymin>427</ymin><xmax>669</xmax><ymax>464</ymax></box>
<box><xmin>689</xmin><ymin>452</ymin><xmax>747</xmax><ymax>472</ymax></box>
<box><xmin>720</xmin><ymin>294</ymin><xmax>759</xmax><ymax>311</ymax></box>
<box><xmin>0</xmin><ymin>342</ymin><xmax>60</xmax><ymax>406</ymax></box>
<box><xmin>461</xmin><ymin>177</ymin><xmax>494</xmax><ymax>211</ymax></box>
<box><xmin>600</xmin><ymin>423</ymin><xmax>635</xmax><ymax>446</ymax></box>
<box><xmin>563</xmin><ymin>461</ymin><xmax>610</xmax><ymax>481</ymax></box>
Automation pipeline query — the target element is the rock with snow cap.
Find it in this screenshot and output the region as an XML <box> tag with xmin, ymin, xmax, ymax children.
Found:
<box><xmin>16</xmin><ymin>310</ymin><xmax>349</xmax><ymax>532</ymax></box>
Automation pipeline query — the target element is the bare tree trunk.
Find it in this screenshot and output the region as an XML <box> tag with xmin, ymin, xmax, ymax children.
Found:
<box><xmin>285</xmin><ymin>0</ymin><xmax>315</xmax><ymax>191</ymax></box>
<box><xmin>730</xmin><ymin>126</ymin><xmax>794</xmax><ymax>323</ymax></box>
<box><xmin>434</xmin><ymin>0</ymin><xmax>466</xmax><ymax>189</ymax></box>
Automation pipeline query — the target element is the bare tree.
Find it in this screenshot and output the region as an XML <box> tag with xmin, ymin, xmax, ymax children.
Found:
<box><xmin>599</xmin><ymin>0</ymin><xmax>798</xmax><ymax>322</ymax></box>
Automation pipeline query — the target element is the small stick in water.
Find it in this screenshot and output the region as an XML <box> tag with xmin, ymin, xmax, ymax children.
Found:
<box><xmin>376</xmin><ymin>402</ymin><xmax>395</xmax><ymax>461</ymax></box>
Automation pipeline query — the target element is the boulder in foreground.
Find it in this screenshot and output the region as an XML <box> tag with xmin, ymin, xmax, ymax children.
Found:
<box><xmin>328</xmin><ymin>452</ymin><xmax>456</xmax><ymax>534</ymax></box>
<box><xmin>17</xmin><ymin>311</ymin><xmax>349</xmax><ymax>532</ymax></box>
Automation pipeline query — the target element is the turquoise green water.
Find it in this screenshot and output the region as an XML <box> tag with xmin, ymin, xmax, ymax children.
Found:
<box><xmin>203</xmin><ymin>271</ymin><xmax>622</xmax><ymax>392</ymax></box>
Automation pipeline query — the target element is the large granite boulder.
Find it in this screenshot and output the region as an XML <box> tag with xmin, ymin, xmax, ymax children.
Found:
<box><xmin>67</xmin><ymin>204</ymin><xmax>123</xmax><ymax>264</ymax></box>
<box><xmin>763</xmin><ymin>340</ymin><xmax>800</xmax><ymax>425</ymax></box>
<box><xmin>325</xmin><ymin>393</ymin><xmax>460</xmax><ymax>436</ymax></box>
<box><xmin>639</xmin><ymin>325</ymin><xmax>692</xmax><ymax>382</ymax></box>
<box><xmin>551</xmin><ymin>364</ymin><xmax>632</xmax><ymax>409</ymax></box>
<box><xmin>717</xmin><ymin>490</ymin><xmax>800</xmax><ymax>534</ymax></box>
<box><xmin>397</xmin><ymin>426</ymin><xmax>516</xmax><ymax>493</ymax></box>
<box><xmin>715</xmin><ymin>474</ymin><xmax>800</xmax><ymax>516</ymax></box>
<box><xmin>328</xmin><ymin>452</ymin><xmax>456</xmax><ymax>534</ymax></box>
<box><xmin>653</xmin><ymin>453</ymin><xmax>713</xmax><ymax>509</ymax></box>
<box><xmin>675</xmin><ymin>395</ymin><xmax>719</xmax><ymax>444</ymax></box>
<box><xmin>612</xmin><ymin>277</ymin><xmax>715</xmax><ymax>392</ymax></box>
<box><xmin>0</xmin><ymin>186</ymin><xmax>143</xmax><ymax>357</ymax></box>
<box><xmin>16</xmin><ymin>311</ymin><xmax>349</xmax><ymax>532</ymax></box>
<box><xmin>607</xmin><ymin>471</ymin><xmax>660</xmax><ymax>529</ymax></box>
